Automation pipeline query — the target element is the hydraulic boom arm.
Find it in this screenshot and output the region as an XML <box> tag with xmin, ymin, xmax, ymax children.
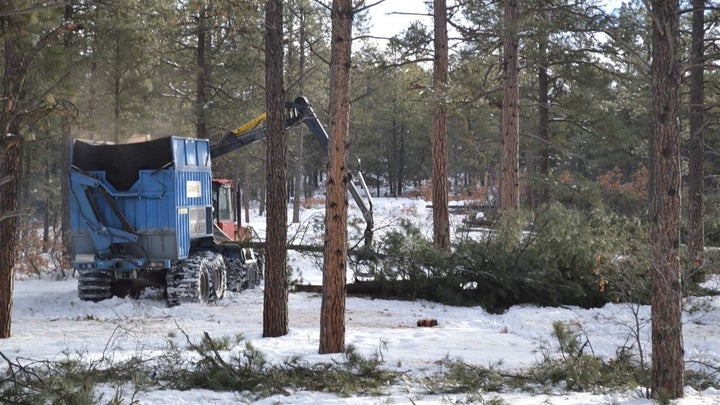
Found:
<box><xmin>210</xmin><ymin>97</ymin><xmax>374</xmax><ymax>247</ymax></box>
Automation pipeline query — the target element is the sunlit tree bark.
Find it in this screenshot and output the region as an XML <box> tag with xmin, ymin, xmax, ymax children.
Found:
<box><xmin>649</xmin><ymin>0</ymin><xmax>684</xmax><ymax>399</ymax></box>
<box><xmin>0</xmin><ymin>3</ymin><xmax>81</xmax><ymax>338</ymax></box>
<box><xmin>500</xmin><ymin>0</ymin><xmax>520</xmax><ymax>211</ymax></box>
<box><xmin>319</xmin><ymin>0</ymin><xmax>353</xmax><ymax>355</ymax></box>
<box><xmin>688</xmin><ymin>0</ymin><xmax>705</xmax><ymax>269</ymax></box>
<box><xmin>431</xmin><ymin>0</ymin><xmax>450</xmax><ymax>249</ymax></box>
<box><xmin>263</xmin><ymin>0</ymin><xmax>289</xmax><ymax>338</ymax></box>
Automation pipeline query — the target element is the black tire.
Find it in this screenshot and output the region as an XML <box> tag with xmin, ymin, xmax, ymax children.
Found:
<box><xmin>210</xmin><ymin>255</ymin><xmax>227</xmax><ymax>301</ymax></box>
<box><xmin>78</xmin><ymin>269</ymin><xmax>113</xmax><ymax>301</ymax></box>
<box><xmin>166</xmin><ymin>250</ymin><xmax>224</xmax><ymax>306</ymax></box>
<box><xmin>226</xmin><ymin>258</ymin><xmax>261</xmax><ymax>292</ymax></box>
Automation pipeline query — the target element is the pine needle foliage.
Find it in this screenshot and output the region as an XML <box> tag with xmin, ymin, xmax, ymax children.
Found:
<box><xmin>0</xmin><ymin>333</ymin><xmax>399</xmax><ymax>403</ymax></box>
<box><xmin>530</xmin><ymin>321</ymin><xmax>650</xmax><ymax>393</ymax></box>
<box><xmin>422</xmin><ymin>321</ymin><xmax>660</xmax><ymax>398</ymax></box>
<box><xmin>2</xmin><ymin>327</ymin><xmax>717</xmax><ymax>401</ymax></box>
<box><xmin>372</xmin><ymin>204</ymin><xmax>652</xmax><ymax>312</ymax></box>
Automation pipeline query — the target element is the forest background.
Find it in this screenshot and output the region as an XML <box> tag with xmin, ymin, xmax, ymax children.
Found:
<box><xmin>0</xmin><ymin>0</ymin><xmax>718</xmax><ymax>400</ymax></box>
<box><xmin>4</xmin><ymin>0</ymin><xmax>719</xmax><ymax>251</ymax></box>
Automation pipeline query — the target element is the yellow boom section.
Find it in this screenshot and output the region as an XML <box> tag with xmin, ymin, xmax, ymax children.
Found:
<box><xmin>232</xmin><ymin>112</ymin><xmax>267</xmax><ymax>136</ymax></box>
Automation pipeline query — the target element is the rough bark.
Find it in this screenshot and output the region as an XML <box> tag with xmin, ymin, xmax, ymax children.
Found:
<box><xmin>319</xmin><ymin>0</ymin><xmax>353</xmax><ymax>355</ymax></box>
<box><xmin>431</xmin><ymin>0</ymin><xmax>450</xmax><ymax>249</ymax></box>
<box><xmin>196</xmin><ymin>2</ymin><xmax>211</xmax><ymax>140</ymax></box>
<box><xmin>650</xmin><ymin>0</ymin><xmax>684</xmax><ymax>399</ymax></box>
<box><xmin>534</xmin><ymin>0</ymin><xmax>550</xmax><ymax>209</ymax></box>
<box><xmin>263</xmin><ymin>0</ymin><xmax>289</xmax><ymax>338</ymax></box>
<box><xmin>0</xmin><ymin>8</ymin><xmax>82</xmax><ymax>338</ymax></box>
<box><xmin>61</xmin><ymin>0</ymin><xmax>75</xmax><ymax>272</ymax></box>
<box><xmin>688</xmin><ymin>0</ymin><xmax>705</xmax><ymax>269</ymax></box>
<box><xmin>292</xmin><ymin>6</ymin><xmax>307</xmax><ymax>224</ymax></box>
<box><xmin>0</xmin><ymin>140</ymin><xmax>19</xmax><ymax>339</ymax></box>
<box><xmin>0</xmin><ymin>21</ymin><xmax>26</xmax><ymax>338</ymax></box>
<box><xmin>500</xmin><ymin>0</ymin><xmax>520</xmax><ymax>211</ymax></box>
<box><xmin>113</xmin><ymin>37</ymin><xmax>121</xmax><ymax>143</ymax></box>
<box><xmin>0</xmin><ymin>11</ymin><xmax>24</xmax><ymax>338</ymax></box>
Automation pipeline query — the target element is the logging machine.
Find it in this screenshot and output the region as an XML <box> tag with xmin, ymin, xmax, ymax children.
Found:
<box><xmin>69</xmin><ymin>97</ymin><xmax>373</xmax><ymax>305</ymax></box>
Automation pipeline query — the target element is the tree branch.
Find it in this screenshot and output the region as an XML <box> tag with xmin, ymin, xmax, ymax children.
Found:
<box><xmin>0</xmin><ymin>1</ymin><xmax>69</xmax><ymax>18</ymax></box>
<box><xmin>23</xmin><ymin>21</ymin><xmax>84</xmax><ymax>69</ymax></box>
<box><xmin>0</xmin><ymin>210</ymin><xmax>26</xmax><ymax>224</ymax></box>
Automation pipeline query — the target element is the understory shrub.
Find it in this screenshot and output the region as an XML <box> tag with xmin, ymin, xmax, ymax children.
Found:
<box><xmin>0</xmin><ymin>333</ymin><xmax>398</xmax><ymax>403</ymax></box>
<box><xmin>530</xmin><ymin>321</ymin><xmax>650</xmax><ymax>394</ymax></box>
<box><xmin>372</xmin><ymin>204</ymin><xmax>651</xmax><ymax>312</ymax></box>
<box><xmin>689</xmin><ymin>193</ymin><xmax>720</xmax><ymax>249</ymax></box>
<box><xmin>422</xmin><ymin>321</ymin><xmax>662</xmax><ymax>400</ymax></box>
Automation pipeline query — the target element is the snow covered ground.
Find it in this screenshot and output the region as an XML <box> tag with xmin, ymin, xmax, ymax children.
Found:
<box><xmin>4</xmin><ymin>198</ymin><xmax>720</xmax><ymax>404</ymax></box>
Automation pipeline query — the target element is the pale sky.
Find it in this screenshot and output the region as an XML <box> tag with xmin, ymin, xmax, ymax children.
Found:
<box><xmin>366</xmin><ymin>0</ymin><xmax>431</xmax><ymax>40</ymax></box>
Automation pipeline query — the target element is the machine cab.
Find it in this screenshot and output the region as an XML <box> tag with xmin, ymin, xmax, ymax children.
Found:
<box><xmin>212</xmin><ymin>179</ymin><xmax>236</xmax><ymax>240</ymax></box>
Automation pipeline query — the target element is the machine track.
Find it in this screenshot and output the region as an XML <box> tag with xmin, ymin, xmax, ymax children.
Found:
<box><xmin>166</xmin><ymin>250</ymin><xmax>226</xmax><ymax>306</ymax></box>
<box><xmin>78</xmin><ymin>269</ymin><xmax>113</xmax><ymax>301</ymax></box>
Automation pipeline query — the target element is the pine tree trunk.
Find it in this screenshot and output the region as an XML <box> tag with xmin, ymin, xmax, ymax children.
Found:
<box><xmin>500</xmin><ymin>0</ymin><xmax>520</xmax><ymax>211</ymax></box>
<box><xmin>43</xmin><ymin>162</ymin><xmax>51</xmax><ymax>252</ymax></box>
<box><xmin>688</xmin><ymin>0</ymin><xmax>705</xmax><ymax>269</ymax></box>
<box><xmin>292</xmin><ymin>133</ymin><xmax>304</xmax><ymax>222</ymax></box>
<box><xmin>292</xmin><ymin>6</ymin><xmax>307</xmax><ymax>224</ymax></box>
<box><xmin>431</xmin><ymin>0</ymin><xmax>450</xmax><ymax>249</ymax></box>
<box><xmin>0</xmin><ymin>140</ymin><xmax>19</xmax><ymax>338</ymax></box>
<box><xmin>0</xmin><ymin>13</ymin><xmax>25</xmax><ymax>338</ymax></box>
<box><xmin>389</xmin><ymin>121</ymin><xmax>397</xmax><ymax>197</ymax></box>
<box><xmin>263</xmin><ymin>0</ymin><xmax>289</xmax><ymax>338</ymax></box>
<box><xmin>259</xmin><ymin>174</ymin><xmax>265</xmax><ymax>216</ymax></box>
<box><xmin>61</xmin><ymin>109</ymin><xmax>72</xmax><ymax>270</ymax></box>
<box><xmin>319</xmin><ymin>0</ymin><xmax>353</xmax><ymax>355</ymax></box>
<box><xmin>534</xmin><ymin>0</ymin><xmax>550</xmax><ymax>209</ymax></box>
<box><xmin>196</xmin><ymin>3</ymin><xmax>210</xmax><ymax>140</ymax></box>
<box><xmin>0</xmin><ymin>8</ymin><xmax>82</xmax><ymax>337</ymax></box>
<box><xmin>242</xmin><ymin>162</ymin><xmax>250</xmax><ymax>223</ymax></box>
<box><xmin>650</xmin><ymin>0</ymin><xmax>684</xmax><ymax>399</ymax></box>
<box><xmin>61</xmin><ymin>0</ymin><xmax>74</xmax><ymax>271</ymax></box>
<box><xmin>113</xmin><ymin>38</ymin><xmax>121</xmax><ymax>143</ymax></box>
<box><xmin>398</xmin><ymin>128</ymin><xmax>405</xmax><ymax>196</ymax></box>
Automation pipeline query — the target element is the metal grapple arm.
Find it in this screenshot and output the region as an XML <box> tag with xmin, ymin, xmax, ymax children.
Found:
<box><xmin>209</xmin><ymin>97</ymin><xmax>374</xmax><ymax>247</ymax></box>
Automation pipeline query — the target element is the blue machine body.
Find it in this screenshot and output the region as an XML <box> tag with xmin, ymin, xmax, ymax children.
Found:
<box><xmin>69</xmin><ymin>136</ymin><xmax>214</xmax><ymax>273</ymax></box>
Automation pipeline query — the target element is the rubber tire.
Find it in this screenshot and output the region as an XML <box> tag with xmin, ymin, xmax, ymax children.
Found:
<box><xmin>210</xmin><ymin>255</ymin><xmax>227</xmax><ymax>301</ymax></box>
<box><xmin>166</xmin><ymin>251</ymin><xmax>218</xmax><ymax>306</ymax></box>
<box><xmin>226</xmin><ymin>258</ymin><xmax>261</xmax><ymax>292</ymax></box>
<box><xmin>78</xmin><ymin>269</ymin><xmax>113</xmax><ymax>301</ymax></box>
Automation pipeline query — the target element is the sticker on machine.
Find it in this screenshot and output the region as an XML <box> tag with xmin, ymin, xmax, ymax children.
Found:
<box><xmin>186</xmin><ymin>180</ymin><xmax>202</xmax><ymax>198</ymax></box>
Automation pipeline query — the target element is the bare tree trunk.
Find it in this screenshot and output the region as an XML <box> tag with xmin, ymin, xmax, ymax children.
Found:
<box><xmin>61</xmin><ymin>115</ymin><xmax>71</xmax><ymax>263</ymax></box>
<box><xmin>0</xmin><ymin>13</ymin><xmax>25</xmax><ymax>338</ymax></box>
<box><xmin>398</xmin><ymin>128</ymin><xmax>405</xmax><ymax>196</ymax></box>
<box><xmin>19</xmin><ymin>140</ymin><xmax>30</xmax><ymax>207</ymax></box>
<box><xmin>196</xmin><ymin>1</ymin><xmax>212</xmax><ymax>140</ymax></box>
<box><xmin>263</xmin><ymin>0</ymin><xmax>289</xmax><ymax>338</ymax></box>
<box><xmin>319</xmin><ymin>0</ymin><xmax>353</xmax><ymax>355</ymax></box>
<box><xmin>688</xmin><ymin>0</ymin><xmax>705</xmax><ymax>270</ymax></box>
<box><xmin>0</xmin><ymin>9</ymin><xmax>81</xmax><ymax>338</ymax></box>
<box><xmin>0</xmin><ymin>140</ymin><xmax>19</xmax><ymax>338</ymax></box>
<box><xmin>61</xmin><ymin>1</ymin><xmax>75</xmax><ymax>267</ymax></box>
<box><xmin>43</xmin><ymin>161</ymin><xmax>51</xmax><ymax>252</ymax></box>
<box><xmin>650</xmin><ymin>0</ymin><xmax>684</xmax><ymax>399</ymax></box>
<box><xmin>534</xmin><ymin>0</ymin><xmax>550</xmax><ymax>209</ymax></box>
<box><xmin>113</xmin><ymin>37</ymin><xmax>121</xmax><ymax>143</ymax></box>
<box><xmin>431</xmin><ymin>0</ymin><xmax>450</xmax><ymax>249</ymax></box>
<box><xmin>258</xmin><ymin>175</ymin><xmax>266</xmax><ymax>216</ymax></box>
<box><xmin>242</xmin><ymin>162</ymin><xmax>250</xmax><ymax>223</ymax></box>
<box><xmin>500</xmin><ymin>0</ymin><xmax>520</xmax><ymax>211</ymax></box>
<box><xmin>292</xmin><ymin>6</ymin><xmax>307</xmax><ymax>224</ymax></box>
